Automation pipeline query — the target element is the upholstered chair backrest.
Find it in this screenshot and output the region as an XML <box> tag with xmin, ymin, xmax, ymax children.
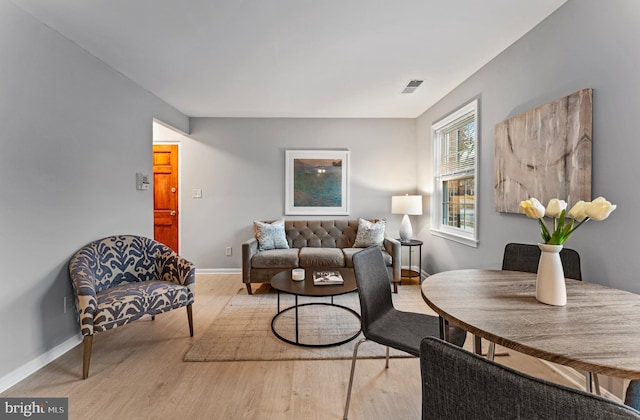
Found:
<box><xmin>502</xmin><ymin>242</ymin><xmax>582</xmax><ymax>280</ymax></box>
<box><xmin>70</xmin><ymin>235</ymin><xmax>168</xmax><ymax>292</ymax></box>
<box><xmin>420</xmin><ymin>337</ymin><xmax>640</xmax><ymax>420</ymax></box>
<box><xmin>352</xmin><ymin>246</ymin><xmax>394</xmax><ymax>336</ymax></box>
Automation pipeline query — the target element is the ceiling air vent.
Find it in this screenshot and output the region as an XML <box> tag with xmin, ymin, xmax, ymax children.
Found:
<box><xmin>402</xmin><ymin>80</ymin><xmax>423</xmax><ymax>94</ymax></box>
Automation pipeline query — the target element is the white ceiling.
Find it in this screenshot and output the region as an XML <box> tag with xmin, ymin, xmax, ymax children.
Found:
<box><xmin>13</xmin><ymin>0</ymin><xmax>567</xmax><ymax>118</ymax></box>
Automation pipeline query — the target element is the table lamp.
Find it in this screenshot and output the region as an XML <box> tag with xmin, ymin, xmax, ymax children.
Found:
<box><xmin>392</xmin><ymin>194</ymin><xmax>423</xmax><ymax>243</ymax></box>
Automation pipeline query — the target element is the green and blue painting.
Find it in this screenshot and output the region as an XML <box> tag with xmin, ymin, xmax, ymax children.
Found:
<box><xmin>293</xmin><ymin>158</ymin><xmax>342</xmax><ymax>207</ymax></box>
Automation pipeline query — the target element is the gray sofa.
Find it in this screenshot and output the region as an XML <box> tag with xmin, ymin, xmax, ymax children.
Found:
<box><xmin>242</xmin><ymin>219</ymin><xmax>401</xmax><ymax>294</ymax></box>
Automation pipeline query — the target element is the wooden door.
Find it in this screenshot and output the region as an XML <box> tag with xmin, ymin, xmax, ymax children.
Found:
<box><xmin>153</xmin><ymin>144</ymin><xmax>179</xmax><ymax>252</ymax></box>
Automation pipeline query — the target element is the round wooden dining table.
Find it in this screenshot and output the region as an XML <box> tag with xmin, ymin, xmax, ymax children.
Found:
<box><xmin>421</xmin><ymin>269</ymin><xmax>640</xmax><ymax>380</ymax></box>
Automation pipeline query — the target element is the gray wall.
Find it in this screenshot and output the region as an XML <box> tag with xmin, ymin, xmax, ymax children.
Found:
<box><xmin>416</xmin><ymin>0</ymin><xmax>640</xmax><ymax>292</ymax></box>
<box><xmin>181</xmin><ymin>118</ymin><xmax>417</xmax><ymax>269</ymax></box>
<box><xmin>0</xmin><ymin>1</ymin><xmax>188</xmax><ymax>382</ymax></box>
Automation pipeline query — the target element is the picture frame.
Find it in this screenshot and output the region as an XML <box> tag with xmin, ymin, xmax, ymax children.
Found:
<box><xmin>494</xmin><ymin>89</ymin><xmax>592</xmax><ymax>213</ymax></box>
<box><xmin>285</xmin><ymin>149</ymin><xmax>349</xmax><ymax>215</ymax></box>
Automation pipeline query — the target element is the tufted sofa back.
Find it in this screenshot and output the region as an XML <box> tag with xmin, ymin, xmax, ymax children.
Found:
<box><xmin>285</xmin><ymin>219</ymin><xmax>359</xmax><ymax>249</ymax></box>
<box><xmin>70</xmin><ymin>235</ymin><xmax>170</xmax><ymax>293</ymax></box>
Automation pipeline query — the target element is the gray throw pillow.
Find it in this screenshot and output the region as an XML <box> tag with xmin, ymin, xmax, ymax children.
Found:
<box><xmin>353</xmin><ymin>218</ymin><xmax>386</xmax><ymax>247</ymax></box>
<box><xmin>254</xmin><ymin>219</ymin><xmax>289</xmax><ymax>251</ymax></box>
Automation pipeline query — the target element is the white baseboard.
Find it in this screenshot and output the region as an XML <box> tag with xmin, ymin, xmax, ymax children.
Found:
<box><xmin>196</xmin><ymin>268</ymin><xmax>241</xmax><ymax>275</ymax></box>
<box><xmin>0</xmin><ymin>333</ymin><xmax>83</xmax><ymax>393</ymax></box>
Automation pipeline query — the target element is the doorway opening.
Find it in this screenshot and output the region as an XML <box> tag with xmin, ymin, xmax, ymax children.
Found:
<box><xmin>152</xmin><ymin>121</ymin><xmax>183</xmax><ymax>252</ymax></box>
<box><xmin>153</xmin><ymin>144</ymin><xmax>179</xmax><ymax>252</ymax></box>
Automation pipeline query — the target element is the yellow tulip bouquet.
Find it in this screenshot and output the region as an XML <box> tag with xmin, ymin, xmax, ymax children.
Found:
<box><xmin>519</xmin><ymin>197</ymin><xmax>617</xmax><ymax>245</ymax></box>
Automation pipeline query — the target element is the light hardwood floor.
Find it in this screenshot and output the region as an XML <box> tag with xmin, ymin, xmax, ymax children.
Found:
<box><xmin>1</xmin><ymin>274</ymin><xmax>579</xmax><ymax>420</ymax></box>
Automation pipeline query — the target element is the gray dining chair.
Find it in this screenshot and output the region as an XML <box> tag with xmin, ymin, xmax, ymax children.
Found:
<box><xmin>501</xmin><ymin>242</ymin><xmax>582</xmax><ymax>280</ymax></box>
<box><xmin>626</xmin><ymin>381</ymin><xmax>640</xmax><ymax>411</ymax></box>
<box><xmin>420</xmin><ymin>337</ymin><xmax>640</xmax><ymax>420</ymax></box>
<box><xmin>343</xmin><ymin>246</ymin><xmax>466</xmax><ymax>420</ymax></box>
<box><xmin>487</xmin><ymin>242</ymin><xmax>600</xmax><ymax>393</ymax></box>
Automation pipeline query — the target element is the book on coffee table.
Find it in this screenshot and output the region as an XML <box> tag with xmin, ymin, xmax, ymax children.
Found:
<box><xmin>313</xmin><ymin>271</ymin><xmax>344</xmax><ymax>286</ymax></box>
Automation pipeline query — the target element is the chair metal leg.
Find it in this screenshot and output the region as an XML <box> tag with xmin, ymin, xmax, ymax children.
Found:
<box><xmin>385</xmin><ymin>346</ymin><xmax>390</xmax><ymax>369</ymax></box>
<box><xmin>82</xmin><ymin>335</ymin><xmax>93</xmax><ymax>379</ymax></box>
<box><xmin>488</xmin><ymin>342</ymin><xmax>496</xmax><ymax>361</ymax></box>
<box><xmin>473</xmin><ymin>335</ymin><xmax>482</xmax><ymax>355</ymax></box>
<box><xmin>485</xmin><ymin>341</ymin><xmax>509</xmax><ymax>359</ymax></box>
<box><xmin>344</xmin><ymin>337</ymin><xmax>367</xmax><ymax>420</ymax></box>
<box><xmin>438</xmin><ymin>316</ymin><xmax>450</xmax><ymax>341</ymax></box>
<box><xmin>186</xmin><ymin>304</ymin><xmax>194</xmax><ymax>337</ymax></box>
<box><xmin>586</xmin><ymin>372</ymin><xmax>601</xmax><ymax>395</ymax></box>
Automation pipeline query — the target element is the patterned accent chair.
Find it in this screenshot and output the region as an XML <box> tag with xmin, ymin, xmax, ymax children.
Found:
<box><xmin>69</xmin><ymin>235</ymin><xmax>195</xmax><ymax>379</ymax></box>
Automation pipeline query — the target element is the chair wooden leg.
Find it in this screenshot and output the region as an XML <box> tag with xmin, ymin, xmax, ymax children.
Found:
<box><xmin>186</xmin><ymin>304</ymin><xmax>194</xmax><ymax>337</ymax></box>
<box><xmin>82</xmin><ymin>335</ymin><xmax>93</xmax><ymax>379</ymax></box>
<box><xmin>246</xmin><ymin>283</ymin><xmax>253</xmax><ymax>295</ymax></box>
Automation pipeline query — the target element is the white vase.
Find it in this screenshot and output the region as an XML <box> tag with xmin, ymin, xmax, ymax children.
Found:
<box><xmin>536</xmin><ymin>243</ymin><xmax>567</xmax><ymax>306</ymax></box>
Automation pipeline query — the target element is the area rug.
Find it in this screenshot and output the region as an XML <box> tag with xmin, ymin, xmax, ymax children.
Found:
<box><xmin>184</xmin><ymin>284</ymin><xmax>431</xmax><ymax>362</ymax></box>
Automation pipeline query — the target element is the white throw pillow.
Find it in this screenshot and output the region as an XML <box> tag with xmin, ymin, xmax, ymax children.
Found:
<box><xmin>353</xmin><ymin>218</ymin><xmax>386</xmax><ymax>248</ymax></box>
<box><xmin>254</xmin><ymin>219</ymin><xmax>289</xmax><ymax>251</ymax></box>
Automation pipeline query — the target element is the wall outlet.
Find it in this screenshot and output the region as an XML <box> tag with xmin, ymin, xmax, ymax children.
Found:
<box><xmin>225</xmin><ymin>246</ymin><xmax>232</xmax><ymax>256</ymax></box>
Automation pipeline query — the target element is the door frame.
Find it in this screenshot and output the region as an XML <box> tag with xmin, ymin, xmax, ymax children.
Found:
<box><xmin>153</xmin><ymin>140</ymin><xmax>182</xmax><ymax>252</ymax></box>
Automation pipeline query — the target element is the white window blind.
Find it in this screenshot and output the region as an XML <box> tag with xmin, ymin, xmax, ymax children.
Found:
<box><xmin>438</xmin><ymin>115</ymin><xmax>475</xmax><ymax>177</ymax></box>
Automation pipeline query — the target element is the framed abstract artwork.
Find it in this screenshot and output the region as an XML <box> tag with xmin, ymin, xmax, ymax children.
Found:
<box><xmin>494</xmin><ymin>89</ymin><xmax>592</xmax><ymax>213</ymax></box>
<box><xmin>285</xmin><ymin>149</ymin><xmax>349</xmax><ymax>215</ymax></box>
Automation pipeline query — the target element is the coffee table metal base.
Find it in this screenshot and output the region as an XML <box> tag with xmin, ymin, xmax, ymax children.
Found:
<box><xmin>271</xmin><ymin>293</ymin><xmax>361</xmax><ymax>348</ymax></box>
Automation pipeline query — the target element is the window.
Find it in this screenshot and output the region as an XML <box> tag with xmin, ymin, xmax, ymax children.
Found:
<box><xmin>431</xmin><ymin>99</ymin><xmax>478</xmax><ymax>247</ymax></box>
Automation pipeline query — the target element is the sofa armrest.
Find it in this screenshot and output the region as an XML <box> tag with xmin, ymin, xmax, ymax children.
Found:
<box><xmin>68</xmin><ymin>258</ymin><xmax>98</xmax><ymax>337</ymax></box>
<box><xmin>242</xmin><ymin>237</ymin><xmax>259</xmax><ymax>284</ymax></box>
<box><xmin>384</xmin><ymin>237</ymin><xmax>401</xmax><ymax>285</ymax></box>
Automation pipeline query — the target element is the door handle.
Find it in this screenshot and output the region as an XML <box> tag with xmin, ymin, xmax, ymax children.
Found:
<box><xmin>171</xmin><ymin>187</ymin><xmax>177</xmax><ymax>193</ymax></box>
<box><xmin>170</xmin><ymin>211</ymin><xmax>176</xmax><ymax>216</ymax></box>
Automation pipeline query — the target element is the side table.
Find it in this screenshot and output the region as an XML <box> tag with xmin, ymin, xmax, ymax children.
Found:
<box><xmin>398</xmin><ymin>239</ymin><xmax>423</xmax><ymax>285</ymax></box>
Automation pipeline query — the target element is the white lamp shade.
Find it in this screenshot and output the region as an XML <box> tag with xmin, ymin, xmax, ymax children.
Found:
<box><xmin>392</xmin><ymin>195</ymin><xmax>423</xmax><ymax>215</ymax></box>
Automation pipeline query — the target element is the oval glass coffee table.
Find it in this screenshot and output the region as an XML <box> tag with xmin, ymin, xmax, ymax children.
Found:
<box><xmin>270</xmin><ymin>267</ymin><xmax>361</xmax><ymax>347</ymax></box>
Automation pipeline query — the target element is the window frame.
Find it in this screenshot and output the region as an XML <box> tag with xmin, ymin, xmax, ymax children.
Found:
<box><xmin>431</xmin><ymin>99</ymin><xmax>479</xmax><ymax>248</ymax></box>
